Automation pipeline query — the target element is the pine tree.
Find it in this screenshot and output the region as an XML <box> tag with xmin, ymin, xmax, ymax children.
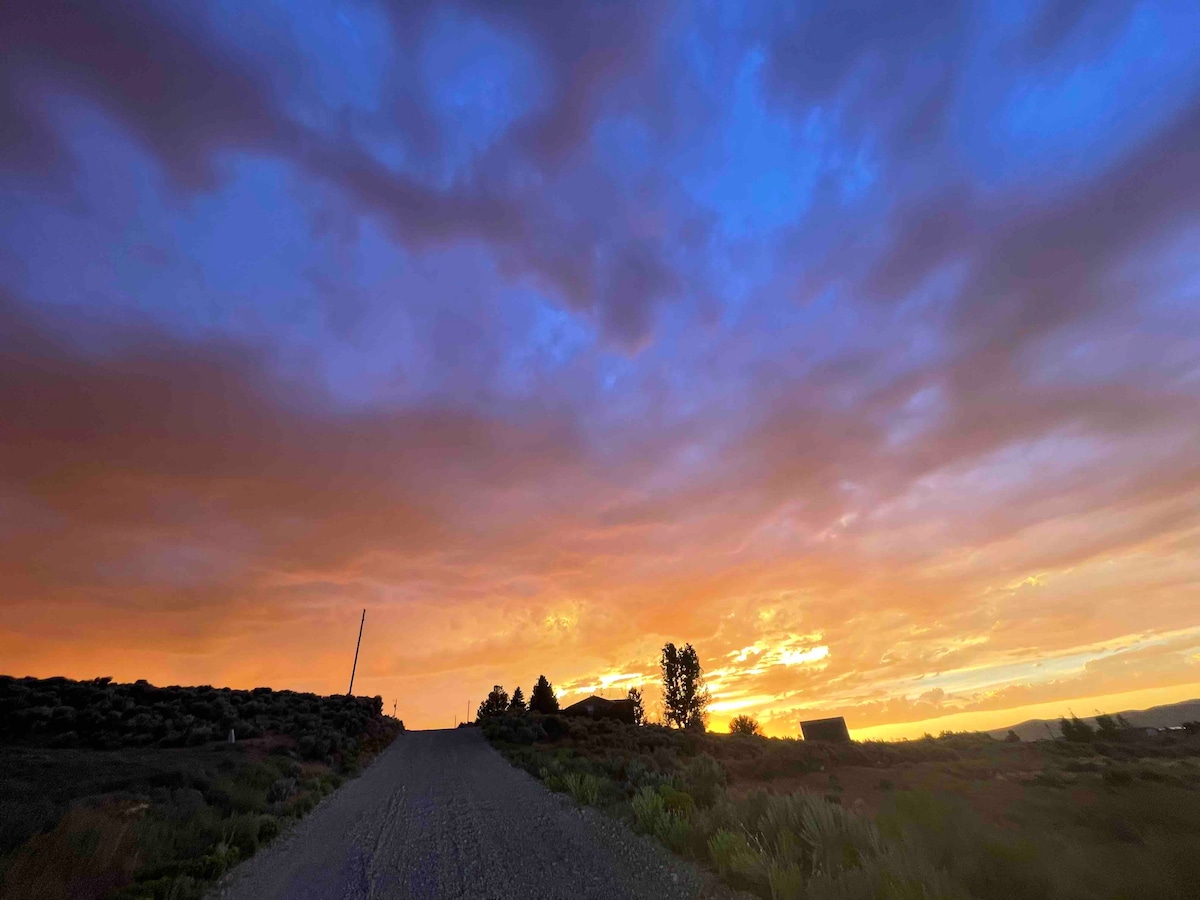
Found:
<box><xmin>627</xmin><ymin>687</ymin><xmax>645</xmax><ymax>725</ymax></box>
<box><xmin>509</xmin><ymin>686</ymin><xmax>526</xmax><ymax>713</ymax></box>
<box><xmin>476</xmin><ymin>685</ymin><xmax>509</xmax><ymax>720</ymax></box>
<box><xmin>528</xmin><ymin>675</ymin><xmax>559</xmax><ymax>714</ymax></box>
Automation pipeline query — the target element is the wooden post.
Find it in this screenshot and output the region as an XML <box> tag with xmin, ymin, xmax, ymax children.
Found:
<box><xmin>347</xmin><ymin>609</ymin><xmax>365</xmax><ymax>696</ymax></box>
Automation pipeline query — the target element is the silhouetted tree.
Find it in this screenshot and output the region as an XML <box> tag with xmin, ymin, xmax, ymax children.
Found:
<box><xmin>476</xmin><ymin>685</ymin><xmax>509</xmax><ymax>720</ymax></box>
<box><xmin>1004</xmin><ymin>729</ymin><xmax>1020</xmax><ymax>743</ymax></box>
<box><xmin>1095</xmin><ymin>713</ymin><xmax>1119</xmax><ymax>737</ymax></box>
<box><xmin>509</xmin><ymin>686</ymin><xmax>526</xmax><ymax>713</ymax></box>
<box><xmin>1060</xmin><ymin>714</ymin><xmax>1095</xmax><ymax>742</ymax></box>
<box><xmin>661</xmin><ymin>642</ymin><xmax>710</xmax><ymax>730</ymax></box>
<box><xmin>627</xmin><ymin>687</ymin><xmax>645</xmax><ymax>725</ymax></box>
<box><xmin>528</xmin><ymin>675</ymin><xmax>558</xmax><ymax>714</ymax></box>
<box><xmin>729</xmin><ymin>714</ymin><xmax>762</xmax><ymax>736</ymax></box>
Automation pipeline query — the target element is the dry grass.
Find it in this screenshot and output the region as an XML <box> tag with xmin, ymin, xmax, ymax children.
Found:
<box><xmin>488</xmin><ymin>713</ymin><xmax>1200</xmax><ymax>900</ymax></box>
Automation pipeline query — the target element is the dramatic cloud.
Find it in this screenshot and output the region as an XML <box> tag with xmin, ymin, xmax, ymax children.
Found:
<box><xmin>2</xmin><ymin>0</ymin><xmax>1198</xmax><ymax>733</ymax></box>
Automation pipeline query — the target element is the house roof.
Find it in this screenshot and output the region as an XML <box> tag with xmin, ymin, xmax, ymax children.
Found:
<box><xmin>561</xmin><ymin>695</ymin><xmax>633</xmax><ymax>713</ymax></box>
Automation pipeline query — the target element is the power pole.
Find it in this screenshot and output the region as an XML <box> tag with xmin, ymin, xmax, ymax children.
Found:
<box><xmin>347</xmin><ymin>609</ymin><xmax>366</xmax><ymax>696</ymax></box>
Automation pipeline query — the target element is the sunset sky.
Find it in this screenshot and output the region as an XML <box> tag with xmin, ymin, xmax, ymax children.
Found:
<box><xmin>2</xmin><ymin>1</ymin><xmax>1199</xmax><ymax>738</ymax></box>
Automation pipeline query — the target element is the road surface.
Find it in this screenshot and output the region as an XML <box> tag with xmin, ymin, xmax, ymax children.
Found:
<box><xmin>213</xmin><ymin>728</ymin><xmax>734</xmax><ymax>900</ymax></box>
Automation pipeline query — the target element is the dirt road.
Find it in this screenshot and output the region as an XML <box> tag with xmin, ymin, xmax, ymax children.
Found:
<box><xmin>213</xmin><ymin>728</ymin><xmax>731</xmax><ymax>900</ymax></box>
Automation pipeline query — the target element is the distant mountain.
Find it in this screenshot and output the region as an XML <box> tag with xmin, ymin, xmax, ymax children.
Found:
<box><xmin>989</xmin><ymin>698</ymin><xmax>1200</xmax><ymax>742</ymax></box>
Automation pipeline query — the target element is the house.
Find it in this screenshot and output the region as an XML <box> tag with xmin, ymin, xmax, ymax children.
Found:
<box><xmin>560</xmin><ymin>695</ymin><xmax>636</xmax><ymax>724</ymax></box>
<box><xmin>800</xmin><ymin>716</ymin><xmax>851</xmax><ymax>742</ymax></box>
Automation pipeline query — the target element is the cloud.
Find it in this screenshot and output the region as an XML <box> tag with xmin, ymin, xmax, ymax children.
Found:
<box><xmin>1</xmin><ymin>0</ymin><xmax>1199</xmax><ymax>732</ymax></box>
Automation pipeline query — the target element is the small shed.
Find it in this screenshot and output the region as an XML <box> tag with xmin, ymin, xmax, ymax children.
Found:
<box><xmin>800</xmin><ymin>716</ymin><xmax>851</xmax><ymax>742</ymax></box>
<box><xmin>560</xmin><ymin>695</ymin><xmax>636</xmax><ymax>724</ymax></box>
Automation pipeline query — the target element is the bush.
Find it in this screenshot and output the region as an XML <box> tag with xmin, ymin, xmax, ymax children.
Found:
<box><xmin>629</xmin><ymin>787</ymin><xmax>693</xmax><ymax>852</ymax></box>
<box><xmin>708</xmin><ymin>828</ymin><xmax>764</xmax><ymax>880</ymax></box>
<box><xmin>632</xmin><ymin>786</ymin><xmax>667</xmax><ymax>830</ymax></box>
<box><xmin>540</xmin><ymin>714</ymin><xmax>568</xmax><ymax>741</ymax></box>
<box><xmin>767</xmin><ymin>860</ymin><xmax>804</xmax><ymax>900</ymax></box>
<box><xmin>682</xmin><ymin>753</ymin><xmax>726</xmax><ymax>807</ymax></box>
<box><xmin>730</xmin><ymin>715</ymin><xmax>764</xmax><ymax>736</ymax></box>
<box><xmin>1061</xmin><ymin>715</ymin><xmax>1095</xmax><ymax>743</ymax></box>
<box><xmin>659</xmin><ymin>785</ymin><xmax>696</xmax><ymax>817</ymax></box>
<box><xmin>562</xmin><ymin>773</ymin><xmax>601</xmax><ymax>805</ymax></box>
<box><xmin>267</xmin><ymin>777</ymin><xmax>296</xmax><ymax>803</ymax></box>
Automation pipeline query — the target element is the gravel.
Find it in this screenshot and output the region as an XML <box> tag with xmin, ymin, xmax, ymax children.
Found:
<box><xmin>211</xmin><ymin>728</ymin><xmax>741</xmax><ymax>900</ymax></box>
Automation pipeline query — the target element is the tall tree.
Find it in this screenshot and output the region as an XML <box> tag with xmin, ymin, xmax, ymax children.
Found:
<box><xmin>528</xmin><ymin>675</ymin><xmax>559</xmax><ymax>714</ymax></box>
<box><xmin>627</xmin><ymin>686</ymin><xmax>645</xmax><ymax>726</ymax></box>
<box><xmin>509</xmin><ymin>686</ymin><xmax>526</xmax><ymax>713</ymax></box>
<box><xmin>661</xmin><ymin>643</ymin><xmax>682</xmax><ymax>727</ymax></box>
<box><xmin>661</xmin><ymin>642</ymin><xmax>710</xmax><ymax>729</ymax></box>
<box><xmin>476</xmin><ymin>685</ymin><xmax>509</xmax><ymax>720</ymax></box>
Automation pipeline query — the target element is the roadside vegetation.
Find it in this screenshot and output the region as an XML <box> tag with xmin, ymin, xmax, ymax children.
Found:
<box><xmin>485</xmin><ymin>712</ymin><xmax>1200</xmax><ymax>899</ymax></box>
<box><xmin>480</xmin><ymin>646</ymin><xmax>1200</xmax><ymax>899</ymax></box>
<box><xmin>0</xmin><ymin>675</ymin><xmax>403</xmax><ymax>900</ymax></box>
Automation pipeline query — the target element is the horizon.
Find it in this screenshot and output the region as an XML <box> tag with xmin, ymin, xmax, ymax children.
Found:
<box><xmin>3</xmin><ymin>1</ymin><xmax>1200</xmax><ymax>739</ymax></box>
<box><xmin>5</xmin><ymin>670</ymin><xmax>1198</xmax><ymax>742</ymax></box>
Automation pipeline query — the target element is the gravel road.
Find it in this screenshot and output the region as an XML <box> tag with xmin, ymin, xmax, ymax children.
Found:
<box><xmin>212</xmin><ymin>728</ymin><xmax>737</xmax><ymax>900</ymax></box>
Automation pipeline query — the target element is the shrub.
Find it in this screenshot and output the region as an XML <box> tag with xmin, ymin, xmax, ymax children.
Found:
<box><xmin>657</xmin><ymin>811</ymin><xmax>693</xmax><ymax>852</ymax></box>
<box><xmin>631</xmin><ymin>786</ymin><xmax>666</xmax><ymax>831</ymax></box>
<box><xmin>539</xmin><ymin>766</ymin><xmax>567</xmax><ymax>793</ymax></box>
<box><xmin>658</xmin><ymin>785</ymin><xmax>696</xmax><ymax>817</ymax></box>
<box><xmin>562</xmin><ymin>773</ymin><xmax>601</xmax><ymax>805</ymax></box>
<box><xmin>801</xmin><ymin>846</ymin><xmax>966</xmax><ymax>900</ymax></box>
<box><xmin>540</xmin><ymin>714</ymin><xmax>568</xmax><ymax>741</ymax></box>
<box><xmin>790</xmin><ymin>793</ymin><xmax>883</xmax><ymax>874</ymax></box>
<box><xmin>267</xmin><ymin>777</ymin><xmax>296</xmax><ymax>803</ymax></box>
<box><xmin>681</xmin><ymin>753</ymin><xmax>726</xmax><ymax>807</ymax></box>
<box><xmin>730</xmin><ymin>715</ymin><xmax>763</xmax><ymax>736</ymax></box>
<box><xmin>1104</xmin><ymin>768</ymin><xmax>1134</xmax><ymax>787</ymax></box>
<box><xmin>767</xmin><ymin>860</ymin><xmax>804</xmax><ymax>900</ymax></box>
<box><xmin>631</xmin><ymin>786</ymin><xmax>692</xmax><ymax>850</ymax></box>
<box><xmin>1061</xmin><ymin>715</ymin><xmax>1096</xmax><ymax>742</ymax></box>
<box><xmin>708</xmin><ymin>828</ymin><xmax>763</xmax><ymax>879</ymax></box>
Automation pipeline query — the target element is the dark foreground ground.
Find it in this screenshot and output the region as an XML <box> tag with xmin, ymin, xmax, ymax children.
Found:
<box><xmin>0</xmin><ymin>675</ymin><xmax>402</xmax><ymax>899</ymax></box>
<box><xmin>213</xmin><ymin>728</ymin><xmax>735</xmax><ymax>900</ymax></box>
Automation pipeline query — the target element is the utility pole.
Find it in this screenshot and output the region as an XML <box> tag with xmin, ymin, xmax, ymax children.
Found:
<box><xmin>347</xmin><ymin>609</ymin><xmax>366</xmax><ymax>696</ymax></box>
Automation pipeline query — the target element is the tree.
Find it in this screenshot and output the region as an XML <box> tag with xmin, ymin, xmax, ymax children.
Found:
<box><xmin>1004</xmin><ymin>729</ymin><xmax>1020</xmax><ymax>743</ymax></box>
<box><xmin>528</xmin><ymin>675</ymin><xmax>559</xmax><ymax>714</ymax></box>
<box><xmin>476</xmin><ymin>685</ymin><xmax>509</xmax><ymax>720</ymax></box>
<box><xmin>508</xmin><ymin>686</ymin><xmax>526</xmax><ymax>713</ymax></box>
<box><xmin>1059</xmin><ymin>714</ymin><xmax>1094</xmax><ymax>742</ymax></box>
<box><xmin>729</xmin><ymin>714</ymin><xmax>762</xmax><ymax>736</ymax></box>
<box><xmin>660</xmin><ymin>642</ymin><xmax>710</xmax><ymax>730</ymax></box>
<box><xmin>627</xmin><ymin>687</ymin><xmax>645</xmax><ymax>725</ymax></box>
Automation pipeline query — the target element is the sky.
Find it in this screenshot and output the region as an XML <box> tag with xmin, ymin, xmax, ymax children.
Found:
<box><xmin>2</xmin><ymin>0</ymin><xmax>1199</xmax><ymax>738</ymax></box>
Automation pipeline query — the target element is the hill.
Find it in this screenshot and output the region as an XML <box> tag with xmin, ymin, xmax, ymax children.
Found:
<box><xmin>988</xmin><ymin>697</ymin><xmax>1200</xmax><ymax>742</ymax></box>
<box><xmin>0</xmin><ymin>674</ymin><xmax>403</xmax><ymax>900</ymax></box>
<box><xmin>0</xmin><ymin>674</ymin><xmax>392</xmax><ymax>758</ymax></box>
